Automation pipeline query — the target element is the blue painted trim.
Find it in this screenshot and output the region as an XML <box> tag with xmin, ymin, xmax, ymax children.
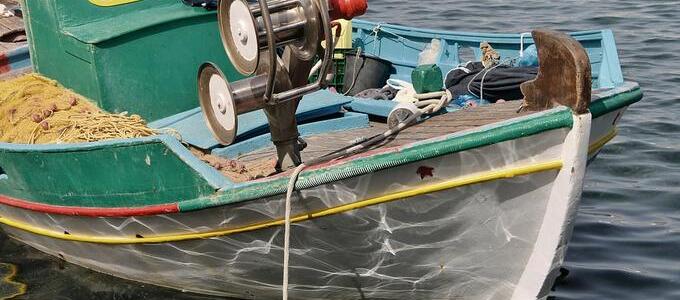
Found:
<box><xmin>598</xmin><ymin>29</ymin><xmax>625</xmax><ymax>88</ymax></box>
<box><xmin>149</xmin><ymin>90</ymin><xmax>353</xmax><ymax>150</ymax></box>
<box><xmin>0</xmin><ymin>135</ymin><xmax>164</xmax><ymax>152</ymax></box>
<box><xmin>212</xmin><ymin>112</ymin><xmax>370</xmax><ymax>158</ymax></box>
<box><xmin>148</xmin><ymin>107</ymin><xmax>201</xmax><ymax>129</ymax></box>
<box><xmin>345</xmin><ymin>99</ymin><xmax>396</xmax><ymax>118</ymax></box>
<box><xmin>353</xmin><ymin>20</ymin><xmax>605</xmax><ymax>42</ymax></box>
<box><xmin>6</xmin><ymin>46</ymin><xmax>31</xmax><ymax>71</ymax></box>
<box><xmin>160</xmin><ymin>135</ymin><xmax>234</xmax><ymax>188</ymax></box>
<box><xmin>352</xmin><ymin>20</ymin><xmax>623</xmax><ymax>90</ymax></box>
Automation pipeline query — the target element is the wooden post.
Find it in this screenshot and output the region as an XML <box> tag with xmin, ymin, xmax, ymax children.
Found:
<box><xmin>520</xmin><ymin>29</ymin><xmax>592</xmax><ymax>114</ymax></box>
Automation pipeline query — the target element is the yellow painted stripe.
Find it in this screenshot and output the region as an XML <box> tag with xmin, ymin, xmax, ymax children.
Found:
<box><xmin>0</xmin><ymin>128</ymin><xmax>617</xmax><ymax>245</ymax></box>
<box><xmin>0</xmin><ymin>161</ymin><xmax>563</xmax><ymax>244</ymax></box>
<box><xmin>589</xmin><ymin>128</ymin><xmax>618</xmax><ymax>154</ymax></box>
<box><xmin>89</xmin><ymin>0</ymin><xmax>140</xmax><ymax>7</ymax></box>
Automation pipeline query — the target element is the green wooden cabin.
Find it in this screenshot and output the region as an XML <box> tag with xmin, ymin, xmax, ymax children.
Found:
<box><xmin>22</xmin><ymin>0</ymin><xmax>241</xmax><ymax>121</ymax></box>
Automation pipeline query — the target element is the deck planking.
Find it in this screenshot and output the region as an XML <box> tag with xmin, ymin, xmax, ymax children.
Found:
<box><xmin>236</xmin><ymin>101</ymin><xmax>530</xmax><ymax>164</ymax></box>
<box><xmin>0</xmin><ymin>2</ymin><xmax>25</xmax><ymax>53</ymax></box>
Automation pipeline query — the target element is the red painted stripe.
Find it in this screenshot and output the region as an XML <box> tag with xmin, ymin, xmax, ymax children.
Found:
<box><xmin>0</xmin><ymin>194</ymin><xmax>179</xmax><ymax>217</ymax></box>
<box><xmin>0</xmin><ymin>54</ymin><xmax>10</xmax><ymax>74</ymax></box>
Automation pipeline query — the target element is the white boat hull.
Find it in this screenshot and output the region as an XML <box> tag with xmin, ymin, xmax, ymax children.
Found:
<box><xmin>0</xmin><ymin>107</ymin><xmax>625</xmax><ymax>299</ymax></box>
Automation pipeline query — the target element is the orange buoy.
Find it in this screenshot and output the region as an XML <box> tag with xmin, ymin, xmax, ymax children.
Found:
<box><xmin>329</xmin><ymin>0</ymin><xmax>367</xmax><ymax>20</ymax></box>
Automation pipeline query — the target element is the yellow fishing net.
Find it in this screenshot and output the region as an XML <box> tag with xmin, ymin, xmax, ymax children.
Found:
<box><xmin>0</xmin><ymin>74</ymin><xmax>268</xmax><ymax>182</ymax></box>
<box><xmin>0</xmin><ymin>74</ymin><xmax>156</xmax><ymax>144</ymax></box>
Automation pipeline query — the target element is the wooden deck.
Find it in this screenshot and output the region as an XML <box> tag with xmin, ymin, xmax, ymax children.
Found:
<box><xmin>0</xmin><ymin>0</ymin><xmax>25</xmax><ymax>53</ymax></box>
<box><xmin>238</xmin><ymin>100</ymin><xmax>530</xmax><ymax>164</ymax></box>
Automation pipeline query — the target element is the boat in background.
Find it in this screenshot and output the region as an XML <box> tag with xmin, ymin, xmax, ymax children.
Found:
<box><xmin>0</xmin><ymin>1</ymin><xmax>642</xmax><ymax>299</ymax></box>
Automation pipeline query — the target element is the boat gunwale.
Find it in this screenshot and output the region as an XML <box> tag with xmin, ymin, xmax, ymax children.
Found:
<box><xmin>0</xmin><ymin>128</ymin><xmax>620</xmax><ymax>244</ymax></box>
<box><xmin>352</xmin><ymin>19</ymin><xmax>608</xmax><ymax>42</ymax></box>
<box><xmin>0</xmin><ymin>83</ymin><xmax>642</xmax><ymax>216</ymax></box>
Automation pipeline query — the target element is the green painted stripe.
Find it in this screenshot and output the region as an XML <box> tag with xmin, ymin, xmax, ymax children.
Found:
<box><xmin>179</xmin><ymin>86</ymin><xmax>642</xmax><ymax>212</ymax></box>
<box><xmin>591</xmin><ymin>87</ymin><xmax>643</xmax><ymax>118</ymax></box>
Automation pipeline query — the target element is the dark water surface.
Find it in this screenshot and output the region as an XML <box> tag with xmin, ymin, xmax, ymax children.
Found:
<box><xmin>2</xmin><ymin>1</ymin><xmax>679</xmax><ymax>299</ymax></box>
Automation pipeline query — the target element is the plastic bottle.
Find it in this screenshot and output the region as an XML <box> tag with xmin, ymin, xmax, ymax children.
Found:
<box><xmin>418</xmin><ymin>39</ymin><xmax>442</xmax><ymax>66</ymax></box>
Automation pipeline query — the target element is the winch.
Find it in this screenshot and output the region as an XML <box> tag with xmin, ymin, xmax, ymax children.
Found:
<box><xmin>198</xmin><ymin>0</ymin><xmax>366</xmax><ymax>171</ymax></box>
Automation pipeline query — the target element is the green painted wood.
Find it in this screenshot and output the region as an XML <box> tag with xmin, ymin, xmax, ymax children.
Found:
<box><xmin>22</xmin><ymin>0</ymin><xmax>241</xmax><ymax>122</ymax></box>
<box><xmin>0</xmin><ymin>138</ymin><xmax>219</xmax><ymax>207</ymax></box>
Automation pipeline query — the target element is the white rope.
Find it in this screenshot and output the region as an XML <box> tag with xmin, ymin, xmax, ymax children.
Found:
<box><xmin>419</xmin><ymin>92</ymin><xmax>451</xmax><ymax>114</ymax></box>
<box><xmin>371</xmin><ymin>23</ymin><xmax>382</xmax><ymax>54</ymax></box>
<box><xmin>308</xmin><ymin>60</ymin><xmax>323</xmax><ymax>79</ymax></box>
<box><xmin>343</xmin><ymin>47</ymin><xmax>363</xmax><ymax>96</ymax></box>
<box><xmin>282</xmin><ymin>163</ymin><xmax>306</xmax><ymax>300</ymax></box>
<box><xmin>386</xmin><ymin>78</ymin><xmax>413</xmax><ymax>91</ymax></box>
<box><xmin>371</xmin><ymin>23</ymin><xmax>426</xmax><ymax>51</ymax></box>
<box><xmin>309</xmin><ymin>29</ymin><xmax>342</xmax><ymax>80</ymax></box>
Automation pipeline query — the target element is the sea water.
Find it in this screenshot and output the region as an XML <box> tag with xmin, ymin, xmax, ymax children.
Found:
<box><xmin>2</xmin><ymin>0</ymin><xmax>679</xmax><ymax>299</ymax></box>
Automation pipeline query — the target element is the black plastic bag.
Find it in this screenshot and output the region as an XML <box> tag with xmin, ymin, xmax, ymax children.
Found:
<box><xmin>445</xmin><ymin>62</ymin><xmax>538</xmax><ymax>102</ymax></box>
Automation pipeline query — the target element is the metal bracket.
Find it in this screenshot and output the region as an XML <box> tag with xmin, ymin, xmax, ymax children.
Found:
<box><xmin>258</xmin><ymin>0</ymin><xmax>334</xmax><ymax>105</ymax></box>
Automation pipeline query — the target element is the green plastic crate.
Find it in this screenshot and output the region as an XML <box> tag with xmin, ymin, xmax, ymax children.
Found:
<box><xmin>310</xmin><ymin>48</ymin><xmax>353</xmax><ymax>92</ymax></box>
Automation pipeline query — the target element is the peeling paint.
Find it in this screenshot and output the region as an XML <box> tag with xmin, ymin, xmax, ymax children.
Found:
<box><xmin>417</xmin><ymin>166</ymin><xmax>435</xmax><ymax>179</ymax></box>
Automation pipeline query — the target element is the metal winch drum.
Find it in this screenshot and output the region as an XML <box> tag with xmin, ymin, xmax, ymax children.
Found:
<box><xmin>198</xmin><ymin>0</ymin><xmax>367</xmax><ymax>160</ymax></box>
<box><xmin>220</xmin><ymin>0</ymin><xmax>322</xmax><ymax>75</ymax></box>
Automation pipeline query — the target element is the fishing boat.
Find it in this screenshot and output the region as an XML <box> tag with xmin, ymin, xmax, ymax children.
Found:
<box><xmin>0</xmin><ymin>0</ymin><xmax>642</xmax><ymax>299</ymax></box>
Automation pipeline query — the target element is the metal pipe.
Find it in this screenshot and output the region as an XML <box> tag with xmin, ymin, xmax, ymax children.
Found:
<box><xmin>256</xmin><ymin>20</ymin><xmax>307</xmax><ymax>48</ymax></box>
<box><xmin>255</xmin><ymin>8</ymin><xmax>307</xmax><ymax>47</ymax></box>
<box><xmin>270</xmin><ymin>0</ymin><xmax>334</xmax><ymax>103</ymax></box>
<box><xmin>250</xmin><ymin>0</ymin><xmax>302</xmax><ymax>16</ymax></box>
<box><xmin>230</xmin><ymin>75</ymin><xmax>269</xmax><ymax>114</ymax></box>
<box><xmin>315</xmin><ymin>0</ymin><xmax>334</xmax><ymax>88</ymax></box>
<box><xmin>258</xmin><ymin>0</ymin><xmax>278</xmax><ymax>104</ymax></box>
<box><xmin>275</xmin><ymin>82</ymin><xmax>321</xmax><ymax>103</ymax></box>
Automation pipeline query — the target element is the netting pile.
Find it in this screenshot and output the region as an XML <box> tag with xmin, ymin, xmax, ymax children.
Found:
<box><xmin>0</xmin><ymin>74</ymin><xmax>271</xmax><ymax>182</ymax></box>
<box><xmin>0</xmin><ymin>74</ymin><xmax>157</xmax><ymax>144</ymax></box>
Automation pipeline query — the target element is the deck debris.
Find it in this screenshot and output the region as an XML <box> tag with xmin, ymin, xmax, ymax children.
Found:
<box><xmin>189</xmin><ymin>147</ymin><xmax>276</xmax><ymax>182</ymax></box>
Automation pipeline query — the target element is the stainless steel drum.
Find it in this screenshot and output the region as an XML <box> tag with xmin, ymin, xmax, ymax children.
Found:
<box><xmin>218</xmin><ymin>0</ymin><xmax>321</xmax><ymax>76</ymax></box>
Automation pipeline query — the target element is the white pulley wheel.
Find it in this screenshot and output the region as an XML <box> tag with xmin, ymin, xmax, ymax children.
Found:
<box><xmin>387</xmin><ymin>102</ymin><xmax>420</xmax><ymax>129</ymax></box>
<box><xmin>198</xmin><ymin>63</ymin><xmax>238</xmax><ymax>145</ymax></box>
<box><xmin>219</xmin><ymin>0</ymin><xmax>260</xmax><ymax>75</ymax></box>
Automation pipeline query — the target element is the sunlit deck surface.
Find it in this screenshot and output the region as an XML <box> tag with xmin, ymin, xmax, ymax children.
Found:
<box><xmin>237</xmin><ymin>100</ymin><xmax>529</xmax><ymax>164</ymax></box>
